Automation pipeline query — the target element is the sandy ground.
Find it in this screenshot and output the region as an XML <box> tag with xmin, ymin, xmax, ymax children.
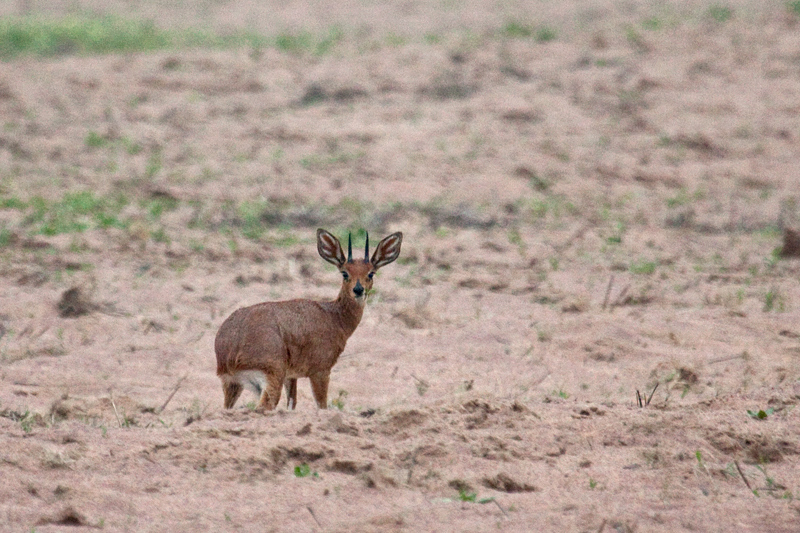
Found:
<box><xmin>2</xmin><ymin>1</ymin><xmax>800</xmax><ymax>531</ymax></box>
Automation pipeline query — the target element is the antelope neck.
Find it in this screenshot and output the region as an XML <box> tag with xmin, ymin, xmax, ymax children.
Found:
<box><xmin>331</xmin><ymin>286</ymin><xmax>366</xmax><ymax>332</ymax></box>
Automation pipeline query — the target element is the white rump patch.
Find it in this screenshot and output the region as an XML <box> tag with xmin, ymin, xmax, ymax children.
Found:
<box><xmin>233</xmin><ymin>370</ymin><xmax>267</xmax><ymax>395</ymax></box>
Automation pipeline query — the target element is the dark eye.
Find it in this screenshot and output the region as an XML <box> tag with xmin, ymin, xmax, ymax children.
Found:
<box><xmin>341</xmin><ymin>271</ymin><xmax>349</xmax><ymax>280</ymax></box>
<box><xmin>368</xmin><ymin>272</ymin><xmax>374</xmax><ymax>280</ymax></box>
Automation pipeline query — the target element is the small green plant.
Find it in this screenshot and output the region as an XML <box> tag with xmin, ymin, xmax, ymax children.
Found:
<box><xmin>790</xmin><ymin>1</ymin><xmax>800</xmax><ymax>17</ymax></box>
<box><xmin>457</xmin><ymin>488</ymin><xmax>495</xmax><ymax>504</ymax></box>
<box><xmin>458</xmin><ymin>488</ymin><xmax>477</xmax><ymax>502</ymax></box>
<box><xmin>19</xmin><ymin>410</ymin><xmax>36</xmax><ymax>433</ymax></box>
<box><xmin>294</xmin><ymin>463</ymin><xmax>319</xmax><ymax>478</ymax></box>
<box><xmin>330</xmin><ymin>390</ymin><xmax>348</xmax><ymax>410</ymax></box>
<box><xmin>747</xmin><ymin>408</ymin><xmax>774</xmax><ymax>420</ymax></box>
<box><xmin>552</xmin><ymin>388</ymin><xmax>569</xmax><ymax>400</ymax></box>
<box><xmin>589</xmin><ymin>478</ymin><xmax>598</xmax><ymax>489</ymax></box>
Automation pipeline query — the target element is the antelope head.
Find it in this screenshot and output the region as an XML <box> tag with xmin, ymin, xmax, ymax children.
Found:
<box><xmin>317</xmin><ymin>229</ymin><xmax>403</xmax><ymax>305</ymax></box>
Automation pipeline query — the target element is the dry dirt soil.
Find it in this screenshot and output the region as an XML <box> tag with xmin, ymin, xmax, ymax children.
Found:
<box><xmin>2</xmin><ymin>1</ymin><xmax>800</xmax><ymax>531</ymax></box>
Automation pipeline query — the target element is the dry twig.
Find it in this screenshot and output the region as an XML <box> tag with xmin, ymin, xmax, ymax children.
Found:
<box><xmin>708</xmin><ymin>353</ymin><xmax>746</xmax><ymax>365</ymax></box>
<box><xmin>109</xmin><ymin>390</ymin><xmax>122</xmax><ymax>428</ymax></box>
<box><xmin>493</xmin><ymin>499</ymin><xmax>509</xmax><ymax>519</ymax></box>
<box><xmin>602</xmin><ymin>275</ymin><xmax>614</xmax><ymax>311</ymax></box>
<box><xmin>636</xmin><ymin>383</ymin><xmax>658</xmax><ymax>407</ymax></box>
<box><xmin>306</xmin><ymin>505</ymin><xmax>323</xmax><ymax>530</ymax></box>
<box><xmin>157</xmin><ymin>374</ymin><xmax>188</xmax><ymax>414</ymax></box>
<box><xmin>735</xmin><ymin>460</ymin><xmax>753</xmax><ymax>492</ymax></box>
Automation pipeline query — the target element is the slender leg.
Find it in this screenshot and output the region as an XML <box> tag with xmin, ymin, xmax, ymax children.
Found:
<box><xmin>258</xmin><ymin>371</ymin><xmax>284</xmax><ymax>411</ymax></box>
<box><xmin>285</xmin><ymin>378</ymin><xmax>298</xmax><ymax>410</ymax></box>
<box><xmin>222</xmin><ymin>379</ymin><xmax>243</xmax><ymax>409</ymax></box>
<box><xmin>309</xmin><ymin>373</ymin><xmax>330</xmax><ymax>409</ymax></box>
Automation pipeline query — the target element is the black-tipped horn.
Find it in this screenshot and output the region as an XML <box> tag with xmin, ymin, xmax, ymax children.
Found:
<box><xmin>365</xmin><ymin>231</ymin><xmax>369</xmax><ymax>262</ymax></box>
<box><xmin>347</xmin><ymin>232</ymin><xmax>352</xmax><ymax>262</ymax></box>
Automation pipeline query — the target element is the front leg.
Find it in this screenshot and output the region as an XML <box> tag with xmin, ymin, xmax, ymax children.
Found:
<box><xmin>309</xmin><ymin>372</ymin><xmax>330</xmax><ymax>409</ymax></box>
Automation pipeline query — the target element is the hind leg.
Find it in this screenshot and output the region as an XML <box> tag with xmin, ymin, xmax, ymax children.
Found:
<box><xmin>221</xmin><ymin>377</ymin><xmax>244</xmax><ymax>409</ymax></box>
<box><xmin>285</xmin><ymin>378</ymin><xmax>298</xmax><ymax>410</ymax></box>
<box><xmin>257</xmin><ymin>370</ymin><xmax>285</xmax><ymax>411</ymax></box>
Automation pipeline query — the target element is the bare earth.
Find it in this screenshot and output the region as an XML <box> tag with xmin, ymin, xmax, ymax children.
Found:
<box><xmin>2</xmin><ymin>1</ymin><xmax>800</xmax><ymax>531</ymax></box>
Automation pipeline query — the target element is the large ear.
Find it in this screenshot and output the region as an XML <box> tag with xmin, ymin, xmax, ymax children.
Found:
<box><xmin>317</xmin><ymin>229</ymin><xmax>346</xmax><ymax>267</ymax></box>
<box><xmin>370</xmin><ymin>232</ymin><xmax>403</xmax><ymax>270</ymax></box>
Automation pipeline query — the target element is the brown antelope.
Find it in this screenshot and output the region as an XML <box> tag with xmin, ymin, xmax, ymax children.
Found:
<box><xmin>214</xmin><ymin>228</ymin><xmax>403</xmax><ymax>411</ymax></box>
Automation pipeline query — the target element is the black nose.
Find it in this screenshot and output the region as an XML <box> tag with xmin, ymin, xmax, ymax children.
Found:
<box><xmin>353</xmin><ymin>282</ymin><xmax>364</xmax><ymax>297</ymax></box>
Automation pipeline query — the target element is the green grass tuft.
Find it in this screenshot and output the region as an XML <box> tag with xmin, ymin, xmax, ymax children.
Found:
<box><xmin>0</xmin><ymin>15</ymin><xmax>170</xmax><ymax>58</ymax></box>
<box><xmin>501</xmin><ymin>21</ymin><xmax>533</xmax><ymax>38</ymax></box>
<box><xmin>0</xmin><ymin>15</ymin><xmax>334</xmax><ymax>59</ymax></box>
<box><xmin>707</xmin><ymin>5</ymin><xmax>734</xmax><ymax>23</ymax></box>
<box><xmin>500</xmin><ymin>21</ymin><xmax>557</xmax><ymax>42</ymax></box>
<box><xmin>630</xmin><ymin>260</ymin><xmax>657</xmax><ymax>275</ymax></box>
<box><xmin>535</xmin><ymin>26</ymin><xmax>558</xmax><ymax>43</ymax></box>
<box><xmin>21</xmin><ymin>191</ymin><xmax>129</xmax><ymax>236</ymax></box>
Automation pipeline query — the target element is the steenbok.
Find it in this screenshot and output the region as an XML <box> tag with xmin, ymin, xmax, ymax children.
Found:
<box><xmin>215</xmin><ymin>228</ymin><xmax>402</xmax><ymax>411</ymax></box>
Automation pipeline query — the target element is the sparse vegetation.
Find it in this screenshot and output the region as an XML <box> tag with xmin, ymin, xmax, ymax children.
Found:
<box><xmin>0</xmin><ymin>15</ymin><xmax>170</xmax><ymax>58</ymax></box>
<box><xmin>0</xmin><ymin>15</ymin><xmax>363</xmax><ymax>60</ymax></box>
<box><xmin>1</xmin><ymin>3</ymin><xmax>799</xmax><ymax>530</ymax></box>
